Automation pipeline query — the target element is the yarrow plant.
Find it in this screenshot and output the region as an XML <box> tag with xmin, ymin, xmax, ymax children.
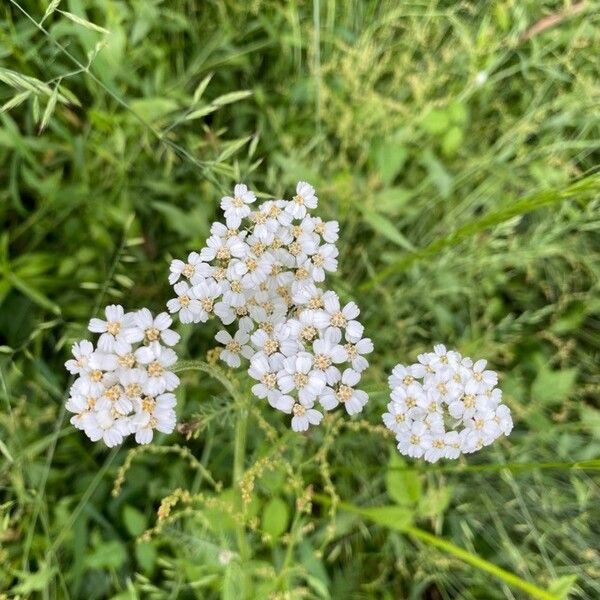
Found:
<box><xmin>65</xmin><ymin>184</ymin><xmax>513</xmax><ymax>462</ymax></box>
<box><xmin>167</xmin><ymin>182</ymin><xmax>373</xmax><ymax>432</ymax></box>
<box><xmin>65</xmin><ymin>306</ymin><xmax>180</xmax><ymax>447</ymax></box>
<box><xmin>382</xmin><ymin>345</ymin><xmax>513</xmax><ymax>462</ymax></box>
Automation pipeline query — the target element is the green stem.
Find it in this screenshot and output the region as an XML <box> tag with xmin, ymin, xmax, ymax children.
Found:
<box><xmin>233</xmin><ymin>396</ymin><xmax>251</xmax><ymax>565</ymax></box>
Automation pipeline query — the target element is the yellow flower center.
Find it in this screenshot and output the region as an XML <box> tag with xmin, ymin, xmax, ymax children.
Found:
<box><xmin>148</xmin><ymin>362</ymin><xmax>163</xmax><ymax>377</ymax></box>
<box><xmin>145</xmin><ymin>327</ymin><xmax>161</xmax><ymax>342</ymax></box>
<box><xmin>107</xmin><ymin>321</ymin><xmax>121</xmax><ymax>336</ymax></box>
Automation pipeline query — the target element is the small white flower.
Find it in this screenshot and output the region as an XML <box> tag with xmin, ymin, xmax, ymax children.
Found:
<box><xmin>320</xmin><ymin>369</ymin><xmax>368</xmax><ymax>415</ymax></box>
<box><xmin>321</xmin><ymin>291</ymin><xmax>363</xmax><ymax>340</ymax></box>
<box><xmin>464</xmin><ymin>359</ymin><xmax>498</xmax><ymax>395</ymax></box>
<box><xmin>191</xmin><ymin>279</ymin><xmax>222</xmax><ymax>323</ymax></box>
<box><xmin>311</xmin><ymin>327</ymin><xmax>347</xmax><ymax>385</ymax></box>
<box><xmin>397</xmin><ymin>421</ymin><xmax>431</xmax><ymax>459</ymax></box>
<box><xmin>248</xmin><ymin>352</ymin><xmax>286</xmax><ymax>407</ymax></box>
<box><xmin>65</xmin><ymin>340</ymin><xmax>95</xmax><ymax>375</ymax></box>
<box><xmin>382</xmin><ymin>401</ymin><xmax>412</xmax><ymax>435</ymax></box>
<box><xmin>167</xmin><ymin>281</ymin><xmax>202</xmax><ymax>323</ymax></box>
<box><xmin>277</xmin><ymin>352</ymin><xmax>326</xmax><ymax>404</ymax></box>
<box><xmin>132</xmin><ymin>392</ymin><xmax>177</xmax><ymax>444</ymax></box>
<box><xmin>291</xmin><ymin>401</ymin><xmax>322</xmax><ymax>432</ymax></box>
<box><xmin>220</xmin><ymin>183</ymin><xmax>256</xmax><ymax>229</ymax></box>
<box><xmin>215</xmin><ymin>328</ymin><xmax>254</xmax><ymax>368</ymax></box>
<box><xmin>169</xmin><ymin>252</ymin><xmax>212</xmax><ymax>285</ymax></box>
<box><xmin>135</xmin><ymin>341</ymin><xmax>179</xmax><ymax>396</ymax></box>
<box><xmin>286</xmin><ymin>181</ymin><xmax>318</xmax><ymax>220</ymax></box>
<box><xmin>130</xmin><ymin>308</ymin><xmax>180</xmax><ymax>347</ymax></box>
<box><xmin>343</xmin><ymin>336</ymin><xmax>373</xmax><ymax>372</ymax></box>
<box><xmin>88</xmin><ymin>304</ymin><xmax>138</xmax><ymax>354</ymax></box>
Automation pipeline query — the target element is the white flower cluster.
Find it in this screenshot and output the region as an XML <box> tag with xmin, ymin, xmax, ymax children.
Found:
<box><xmin>65</xmin><ymin>305</ymin><xmax>180</xmax><ymax>447</ymax></box>
<box><xmin>168</xmin><ymin>182</ymin><xmax>373</xmax><ymax>432</ymax></box>
<box><xmin>382</xmin><ymin>345</ymin><xmax>513</xmax><ymax>462</ymax></box>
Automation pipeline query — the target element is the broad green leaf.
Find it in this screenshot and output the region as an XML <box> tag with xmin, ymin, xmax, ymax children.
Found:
<box><xmin>122</xmin><ymin>505</ymin><xmax>147</xmax><ymax>536</ymax></box>
<box><xmin>262</xmin><ymin>496</ymin><xmax>289</xmax><ymax>539</ymax></box>
<box><xmin>85</xmin><ymin>540</ymin><xmax>127</xmax><ymax>569</ymax></box>
<box><xmin>442</xmin><ymin>126</ymin><xmax>463</xmax><ymax>157</ymax></box>
<box><xmin>421</xmin><ymin>108</ymin><xmax>450</xmax><ymax>135</ymax></box>
<box><xmin>371</xmin><ymin>140</ymin><xmax>407</xmax><ymax>185</ymax></box>
<box><xmin>359</xmin><ymin>505</ymin><xmax>413</xmax><ymax>529</ymax></box>
<box><xmin>135</xmin><ymin>542</ymin><xmax>157</xmax><ymax>574</ymax></box>
<box><xmin>421</xmin><ymin>150</ymin><xmax>453</xmax><ymax>198</ymax></box>
<box><xmin>386</xmin><ymin>453</ymin><xmax>421</xmax><ymax>505</ymax></box>
<box><xmin>448</xmin><ymin>100</ymin><xmax>468</xmax><ymax>125</ymax></box>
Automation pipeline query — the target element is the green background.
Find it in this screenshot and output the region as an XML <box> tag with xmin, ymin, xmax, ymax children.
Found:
<box><xmin>1</xmin><ymin>1</ymin><xmax>599</xmax><ymax>598</ymax></box>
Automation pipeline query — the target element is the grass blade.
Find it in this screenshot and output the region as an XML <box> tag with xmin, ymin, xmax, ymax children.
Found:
<box><xmin>313</xmin><ymin>494</ymin><xmax>558</xmax><ymax>600</ymax></box>
<box><xmin>361</xmin><ymin>173</ymin><xmax>600</xmax><ymax>290</ymax></box>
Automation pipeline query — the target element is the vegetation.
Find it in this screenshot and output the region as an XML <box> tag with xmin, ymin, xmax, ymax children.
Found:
<box><xmin>1</xmin><ymin>1</ymin><xmax>599</xmax><ymax>598</ymax></box>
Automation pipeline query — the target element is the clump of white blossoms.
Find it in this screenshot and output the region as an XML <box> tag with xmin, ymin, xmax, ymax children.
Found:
<box><xmin>382</xmin><ymin>345</ymin><xmax>513</xmax><ymax>462</ymax></box>
<box><xmin>65</xmin><ymin>305</ymin><xmax>180</xmax><ymax>447</ymax></box>
<box><xmin>168</xmin><ymin>182</ymin><xmax>373</xmax><ymax>432</ymax></box>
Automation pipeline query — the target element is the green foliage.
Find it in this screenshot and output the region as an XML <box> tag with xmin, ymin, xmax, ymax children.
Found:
<box><xmin>1</xmin><ymin>0</ymin><xmax>600</xmax><ymax>598</ymax></box>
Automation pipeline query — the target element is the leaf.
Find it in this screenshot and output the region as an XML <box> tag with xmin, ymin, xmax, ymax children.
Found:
<box><xmin>421</xmin><ymin>108</ymin><xmax>450</xmax><ymax>135</ymax></box>
<box><xmin>39</xmin><ymin>83</ymin><xmax>59</xmax><ymax>133</ymax></box>
<box><xmin>363</xmin><ymin>212</ymin><xmax>415</xmax><ymax>251</ymax></box>
<box><xmin>135</xmin><ymin>542</ymin><xmax>157</xmax><ymax>574</ymax></box>
<box><xmin>359</xmin><ymin>505</ymin><xmax>413</xmax><ymax>529</ymax></box>
<box><xmin>531</xmin><ymin>366</ymin><xmax>577</xmax><ymax>405</ymax></box>
<box><xmin>371</xmin><ymin>140</ymin><xmax>407</xmax><ymax>185</ymax></box>
<box><xmin>85</xmin><ymin>540</ymin><xmax>127</xmax><ymax>569</ymax></box>
<box><xmin>212</xmin><ymin>90</ymin><xmax>252</xmax><ymax>106</ymax></box>
<box><xmin>386</xmin><ymin>453</ymin><xmax>422</xmax><ymax>505</ymax></box>
<box><xmin>0</xmin><ymin>438</ymin><xmax>13</xmax><ymax>462</ymax></box>
<box><xmin>11</xmin><ymin>565</ymin><xmax>57</xmax><ymax>594</ymax></box>
<box><xmin>421</xmin><ymin>150</ymin><xmax>453</xmax><ymax>198</ymax></box>
<box><xmin>448</xmin><ymin>100</ymin><xmax>468</xmax><ymax>125</ymax></box>
<box><xmin>122</xmin><ymin>505</ymin><xmax>147</xmax><ymax>536</ymax></box>
<box><xmin>441</xmin><ymin>126</ymin><xmax>463</xmax><ymax>157</ymax></box>
<box><xmin>262</xmin><ymin>497</ymin><xmax>289</xmax><ymax>539</ymax></box>
<box><xmin>57</xmin><ymin>10</ymin><xmax>110</xmax><ymax>34</ymax></box>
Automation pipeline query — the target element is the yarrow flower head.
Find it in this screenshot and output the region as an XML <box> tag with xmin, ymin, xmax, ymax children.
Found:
<box><xmin>382</xmin><ymin>345</ymin><xmax>513</xmax><ymax>463</ymax></box>
<box><xmin>65</xmin><ymin>305</ymin><xmax>180</xmax><ymax>447</ymax></box>
<box><xmin>168</xmin><ymin>182</ymin><xmax>372</xmax><ymax>432</ymax></box>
